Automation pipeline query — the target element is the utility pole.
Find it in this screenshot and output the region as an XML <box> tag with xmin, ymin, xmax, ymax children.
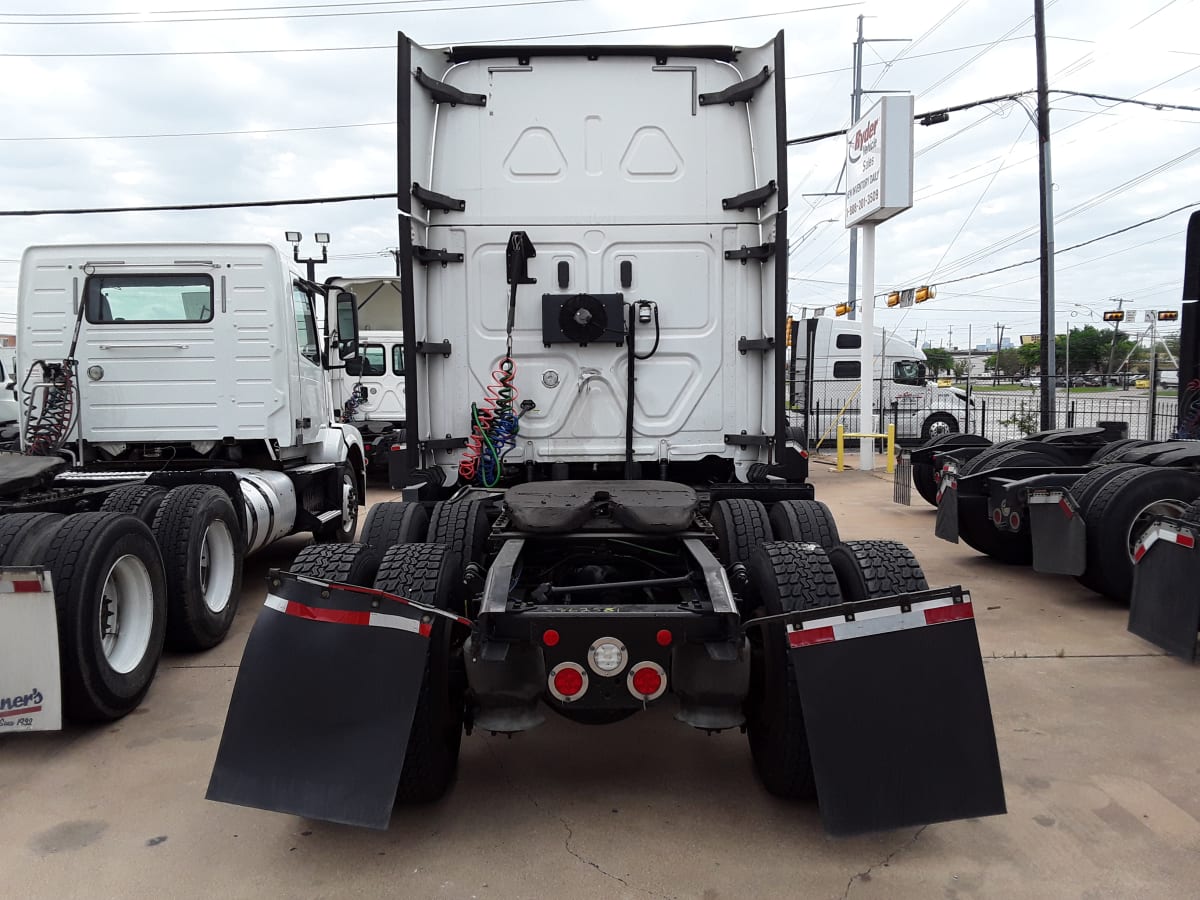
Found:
<box><xmin>846</xmin><ymin>16</ymin><xmax>864</xmax><ymax>322</ymax></box>
<box><xmin>1034</xmin><ymin>0</ymin><xmax>1057</xmax><ymax>426</ymax></box>
<box><xmin>1106</xmin><ymin>297</ymin><xmax>1125</xmax><ymax>380</ymax></box>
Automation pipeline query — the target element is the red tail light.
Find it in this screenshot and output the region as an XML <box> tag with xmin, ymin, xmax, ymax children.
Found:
<box><xmin>627</xmin><ymin>662</ymin><xmax>667</xmax><ymax>701</ymax></box>
<box><xmin>548</xmin><ymin>662</ymin><xmax>588</xmax><ymax>702</ymax></box>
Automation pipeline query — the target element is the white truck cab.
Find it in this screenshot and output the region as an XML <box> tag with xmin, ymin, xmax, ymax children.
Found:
<box><xmin>793</xmin><ymin>317</ymin><xmax>970</xmax><ymax>442</ymax></box>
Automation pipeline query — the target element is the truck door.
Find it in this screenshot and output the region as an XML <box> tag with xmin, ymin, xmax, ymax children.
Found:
<box><xmin>343</xmin><ymin>342</ymin><xmax>387</xmax><ymax>420</ymax></box>
<box><xmin>291</xmin><ymin>283</ymin><xmax>324</xmax><ymax>445</ymax></box>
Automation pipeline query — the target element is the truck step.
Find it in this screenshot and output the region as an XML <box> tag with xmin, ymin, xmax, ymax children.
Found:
<box><xmin>315</xmin><ymin>509</ymin><xmax>342</xmax><ymax>524</ymax></box>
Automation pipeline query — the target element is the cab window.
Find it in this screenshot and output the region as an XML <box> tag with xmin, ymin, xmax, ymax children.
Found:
<box><xmin>835</xmin><ymin>333</ymin><xmax>861</xmax><ymax>350</ymax></box>
<box><xmin>894</xmin><ymin>360</ymin><xmax>927</xmax><ymax>386</ymax></box>
<box><xmin>392</xmin><ymin>344</ymin><xmax>405</xmax><ymax>376</ymax></box>
<box><xmin>85</xmin><ymin>274</ymin><xmax>214</xmax><ymax>323</ymax></box>
<box><xmin>346</xmin><ymin>343</ymin><xmax>386</xmax><ymax>377</ymax></box>
<box><xmin>292</xmin><ymin>285</ymin><xmax>320</xmax><ymax>366</ymax></box>
<box><xmin>833</xmin><ymin>360</ymin><xmax>860</xmax><ymax>379</ymax></box>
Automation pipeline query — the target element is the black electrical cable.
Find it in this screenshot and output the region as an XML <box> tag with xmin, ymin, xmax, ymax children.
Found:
<box><xmin>634</xmin><ymin>302</ymin><xmax>661</xmax><ymax>361</ymax></box>
<box><xmin>625</xmin><ymin>304</ymin><xmax>637</xmax><ymax>479</ymax></box>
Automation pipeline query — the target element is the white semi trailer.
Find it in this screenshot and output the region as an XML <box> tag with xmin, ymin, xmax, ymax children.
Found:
<box><xmin>0</xmin><ymin>243</ymin><xmax>365</xmax><ymax>728</ymax></box>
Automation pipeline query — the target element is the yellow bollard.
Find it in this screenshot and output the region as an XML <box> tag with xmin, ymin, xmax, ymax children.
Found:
<box><xmin>886</xmin><ymin>423</ymin><xmax>896</xmax><ymax>474</ymax></box>
<box><xmin>836</xmin><ymin>424</ymin><xmax>845</xmax><ymax>471</ymax></box>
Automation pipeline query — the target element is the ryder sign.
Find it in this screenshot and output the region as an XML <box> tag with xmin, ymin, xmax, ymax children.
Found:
<box><xmin>845</xmin><ymin>95</ymin><xmax>914</xmax><ymax>227</ymax></box>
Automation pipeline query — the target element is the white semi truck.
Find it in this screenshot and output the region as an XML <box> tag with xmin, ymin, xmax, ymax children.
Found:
<box><xmin>0</xmin><ymin>243</ymin><xmax>365</xmax><ymax>728</ymax></box>
<box><xmin>791</xmin><ymin>316</ymin><xmax>972</xmax><ymax>442</ymax></box>
<box><xmin>207</xmin><ymin>33</ymin><xmax>1006</xmax><ymax>836</ymax></box>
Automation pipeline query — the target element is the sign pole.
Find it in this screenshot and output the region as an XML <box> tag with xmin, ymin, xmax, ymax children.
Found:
<box><xmin>860</xmin><ymin>223</ymin><xmax>876</xmax><ymax>471</ymax></box>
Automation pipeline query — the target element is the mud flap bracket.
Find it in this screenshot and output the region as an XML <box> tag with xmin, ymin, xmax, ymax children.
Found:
<box><xmin>1028</xmin><ymin>489</ymin><xmax>1086</xmax><ymax>575</ymax></box>
<box><xmin>786</xmin><ymin>589</ymin><xmax>1006</xmax><ymax>835</ymax></box>
<box><xmin>207</xmin><ymin>572</ymin><xmax>444</xmax><ymax>828</ymax></box>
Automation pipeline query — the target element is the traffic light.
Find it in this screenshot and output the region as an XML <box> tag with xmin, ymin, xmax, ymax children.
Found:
<box><xmin>1158</xmin><ymin>310</ymin><xmax>1178</xmax><ymax>321</ymax></box>
<box><xmin>1103</xmin><ymin>310</ymin><xmax>1125</xmax><ymax>322</ymax></box>
<box><xmin>886</xmin><ymin>291</ymin><xmax>900</xmax><ymax>308</ymax></box>
<box><xmin>785</xmin><ymin>315</ymin><xmax>794</xmax><ymax>345</ymax></box>
<box><xmin>914</xmin><ymin>285</ymin><xmax>936</xmax><ymax>303</ymax></box>
<box><xmin>835</xmin><ymin>303</ymin><xmax>851</xmax><ymax>317</ymax></box>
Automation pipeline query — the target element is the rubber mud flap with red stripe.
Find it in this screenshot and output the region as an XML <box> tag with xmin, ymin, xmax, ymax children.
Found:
<box><xmin>206</xmin><ymin>572</ymin><xmax>440</xmax><ymax>828</ymax></box>
<box><xmin>1028</xmin><ymin>489</ymin><xmax>1087</xmax><ymax>576</ymax></box>
<box><xmin>933</xmin><ymin>469</ymin><xmax>960</xmax><ymax>543</ymax></box>
<box><xmin>1128</xmin><ymin>517</ymin><xmax>1200</xmax><ymax>661</ymax></box>
<box><xmin>786</xmin><ymin>588</ymin><xmax>1006</xmax><ymax>836</ymax></box>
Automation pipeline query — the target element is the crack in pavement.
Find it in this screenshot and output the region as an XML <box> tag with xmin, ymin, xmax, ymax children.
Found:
<box><xmin>840</xmin><ymin>824</ymin><xmax>928</xmax><ymax>900</ymax></box>
<box><xmin>483</xmin><ymin>742</ymin><xmax>671</xmax><ymax>899</ymax></box>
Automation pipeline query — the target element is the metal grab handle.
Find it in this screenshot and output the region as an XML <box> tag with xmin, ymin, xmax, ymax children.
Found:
<box><xmin>97</xmin><ymin>343</ymin><xmax>189</xmax><ymax>350</ymax></box>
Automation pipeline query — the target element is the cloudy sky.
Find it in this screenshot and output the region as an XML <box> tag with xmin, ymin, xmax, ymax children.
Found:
<box><xmin>1</xmin><ymin>0</ymin><xmax>1197</xmax><ymax>350</ymax></box>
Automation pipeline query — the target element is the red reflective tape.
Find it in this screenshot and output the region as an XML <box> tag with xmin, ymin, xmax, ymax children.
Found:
<box><xmin>1133</xmin><ymin>543</ymin><xmax>1148</xmax><ymax>563</ymax></box>
<box><xmin>419</xmin><ymin>622</ymin><xmax>432</xmax><ymax>637</ymax></box>
<box><xmin>285</xmin><ymin>601</ymin><xmax>369</xmax><ymax>627</ymax></box>
<box><xmin>12</xmin><ymin>579</ymin><xmax>43</xmax><ymax>592</ymax></box>
<box><xmin>924</xmin><ymin>603</ymin><xmax>974</xmax><ymax>625</ymax></box>
<box><xmin>1058</xmin><ymin>498</ymin><xmax>1073</xmax><ymax>520</ymax></box>
<box><xmin>1176</xmin><ymin>533</ymin><xmax>1195</xmax><ymax>549</ymax></box>
<box><xmin>0</xmin><ymin>706</ymin><xmax>42</xmax><ymax>719</ymax></box>
<box><xmin>788</xmin><ymin>626</ymin><xmax>835</xmax><ymax>648</ymax></box>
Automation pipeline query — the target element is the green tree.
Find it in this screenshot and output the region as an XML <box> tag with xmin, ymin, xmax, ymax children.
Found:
<box><xmin>1016</xmin><ymin>340</ymin><xmax>1041</xmax><ymax>373</ymax></box>
<box><xmin>923</xmin><ymin>347</ymin><xmax>954</xmax><ymax>376</ymax></box>
<box><xmin>953</xmin><ymin>360</ymin><xmax>967</xmax><ymax>379</ymax></box>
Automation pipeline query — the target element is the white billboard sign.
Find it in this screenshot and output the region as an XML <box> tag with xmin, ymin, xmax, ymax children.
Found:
<box><xmin>845</xmin><ymin>95</ymin><xmax>915</xmax><ymax>227</ymax></box>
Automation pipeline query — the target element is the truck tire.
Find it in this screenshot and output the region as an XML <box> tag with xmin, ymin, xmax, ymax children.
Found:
<box><xmin>39</xmin><ymin>512</ymin><xmax>167</xmax><ymax>722</ymax></box>
<box><xmin>745</xmin><ymin>541</ymin><xmax>843</xmax><ymax>801</ymax></box>
<box><xmin>427</xmin><ymin>497</ymin><xmax>490</xmax><ymax>568</ymax></box>
<box><xmin>287</xmin><ymin>542</ymin><xmax>380</xmax><ymax>587</ymax></box>
<box><xmin>1089</xmin><ymin>439</ymin><xmax>1155</xmax><ymax>464</ymax></box>
<box><xmin>314</xmin><ymin>463</ymin><xmax>361</xmax><ymax>543</ymax></box>
<box><xmin>1067</xmin><ymin>462</ymin><xmax>1145</xmax><ymax>515</ymax></box>
<box><xmin>828</xmin><ymin>539</ymin><xmax>928</xmax><ymax>601</ymax></box>
<box><xmin>152</xmin><ymin>484</ymin><xmax>244</xmax><ymax>651</ymax></box>
<box><xmin>374</xmin><ymin>542</ymin><xmax>464</xmax><ymax>804</ymax></box>
<box><xmin>912</xmin><ymin>461</ymin><xmax>941</xmax><ymax>507</ymax></box>
<box><xmin>360</xmin><ymin>500</ymin><xmax>428</xmax><ymax>552</ymax></box>
<box><xmin>100</xmin><ymin>484</ymin><xmax>168</xmax><ymax>526</ymax></box>
<box><xmin>768</xmin><ymin>500</ymin><xmax>840</xmax><ymax>548</ymax></box>
<box><xmin>0</xmin><ymin>512</ymin><xmax>64</xmax><ymax>565</ymax></box>
<box><xmin>711</xmin><ymin>499</ymin><xmax>773</xmax><ymax>567</ymax></box>
<box><xmin>1076</xmin><ymin>466</ymin><xmax>1200</xmax><ymax>602</ymax></box>
<box><xmin>920</xmin><ymin>411</ymin><xmax>959</xmax><ymax>441</ymax></box>
<box><xmin>959</xmin><ymin>441</ymin><xmax>1067</xmax><ymax>475</ymax></box>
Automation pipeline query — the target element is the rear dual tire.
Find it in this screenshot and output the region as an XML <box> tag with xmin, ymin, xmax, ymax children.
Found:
<box><xmin>11</xmin><ymin>512</ymin><xmax>169</xmax><ymax>723</ymax></box>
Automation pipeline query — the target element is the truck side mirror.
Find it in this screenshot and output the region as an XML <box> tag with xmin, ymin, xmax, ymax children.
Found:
<box><xmin>336</xmin><ymin>291</ymin><xmax>359</xmax><ymax>361</ymax></box>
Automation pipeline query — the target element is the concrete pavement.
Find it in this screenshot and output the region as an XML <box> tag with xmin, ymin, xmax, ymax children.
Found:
<box><xmin>2</xmin><ymin>468</ymin><xmax>1198</xmax><ymax>899</ymax></box>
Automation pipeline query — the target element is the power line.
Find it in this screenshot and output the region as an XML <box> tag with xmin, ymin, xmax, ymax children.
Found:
<box><xmin>0</xmin><ymin>4</ymin><xmax>859</xmax><ymax>45</ymax></box>
<box><xmin>0</xmin><ymin>0</ymin><xmax>580</xmax><ymax>26</ymax></box>
<box><xmin>0</xmin><ymin>192</ymin><xmax>399</xmax><ymax>218</ymax></box>
<box><xmin>0</xmin><ymin>121</ymin><xmax>393</xmax><ymax>143</ymax></box>
<box><xmin>6</xmin><ymin>0</ymin><xmax>464</xmax><ymax>15</ymax></box>
<box><xmin>929</xmin><ymin>202</ymin><xmax>1200</xmax><ymax>289</ymax></box>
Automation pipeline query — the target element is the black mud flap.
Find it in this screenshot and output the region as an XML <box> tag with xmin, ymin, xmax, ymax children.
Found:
<box><xmin>1128</xmin><ymin>519</ymin><xmax>1200</xmax><ymax>661</ymax></box>
<box><xmin>1027</xmin><ymin>489</ymin><xmax>1087</xmax><ymax>575</ymax></box>
<box><xmin>207</xmin><ymin>572</ymin><xmax>447</xmax><ymax>828</ymax></box>
<box><xmin>933</xmin><ymin>469</ymin><xmax>960</xmax><ymax>543</ymax></box>
<box><xmin>787</xmin><ymin>589</ymin><xmax>1006</xmax><ymax>835</ymax></box>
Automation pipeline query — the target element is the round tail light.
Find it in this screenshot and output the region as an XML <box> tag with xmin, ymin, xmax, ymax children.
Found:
<box><xmin>548</xmin><ymin>662</ymin><xmax>588</xmax><ymax>702</ymax></box>
<box><xmin>627</xmin><ymin>662</ymin><xmax>667</xmax><ymax>701</ymax></box>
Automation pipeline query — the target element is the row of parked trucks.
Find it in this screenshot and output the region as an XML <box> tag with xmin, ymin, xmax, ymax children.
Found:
<box><xmin>4</xmin><ymin>30</ymin><xmax>1113</xmax><ymax>838</ymax></box>
<box><xmin>911</xmin><ymin>212</ymin><xmax>1200</xmax><ymax>659</ymax></box>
